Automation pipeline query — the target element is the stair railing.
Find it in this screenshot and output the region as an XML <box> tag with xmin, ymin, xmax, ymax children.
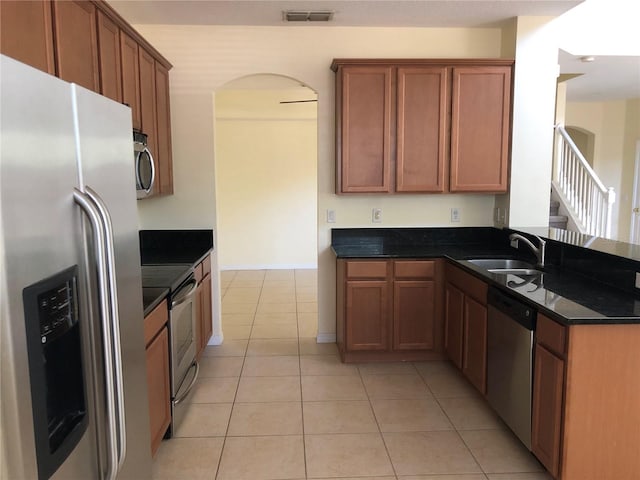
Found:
<box><xmin>553</xmin><ymin>124</ymin><xmax>615</xmax><ymax>238</ymax></box>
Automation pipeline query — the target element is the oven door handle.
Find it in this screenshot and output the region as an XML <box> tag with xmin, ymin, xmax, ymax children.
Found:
<box><xmin>173</xmin><ymin>361</ymin><xmax>199</xmax><ymax>405</ymax></box>
<box><xmin>172</xmin><ymin>278</ymin><xmax>197</xmax><ymax>308</ymax></box>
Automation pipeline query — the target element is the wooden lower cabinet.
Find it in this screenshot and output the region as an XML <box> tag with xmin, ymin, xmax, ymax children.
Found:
<box><xmin>143</xmin><ymin>300</ymin><xmax>170</xmax><ymax>457</ymax></box>
<box><xmin>195</xmin><ymin>254</ymin><xmax>213</xmax><ymax>358</ymax></box>
<box><xmin>444</xmin><ymin>283</ymin><xmax>464</xmax><ymax>369</ymax></box>
<box><xmin>532</xmin><ymin>313</ymin><xmax>640</xmax><ymax>479</ymax></box>
<box><xmin>445</xmin><ymin>263</ymin><xmax>488</xmax><ymax>394</ymax></box>
<box><xmin>532</xmin><ymin>343</ymin><xmax>564</xmax><ymax>477</ymax></box>
<box><xmin>462</xmin><ymin>295</ymin><xmax>487</xmax><ymax>394</ymax></box>
<box><xmin>346</xmin><ymin>280</ymin><xmax>390</xmax><ymax>351</ymax></box>
<box><xmin>337</xmin><ymin>258</ymin><xmax>443</xmax><ymax>362</ymax></box>
<box><xmin>394</xmin><ymin>280</ymin><xmax>435</xmax><ymax>350</ymax></box>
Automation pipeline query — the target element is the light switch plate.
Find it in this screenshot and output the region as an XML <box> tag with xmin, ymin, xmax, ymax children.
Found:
<box><xmin>327</xmin><ymin>209</ymin><xmax>336</xmax><ymax>223</ymax></box>
<box><xmin>451</xmin><ymin>208</ymin><xmax>460</xmax><ymax>223</ymax></box>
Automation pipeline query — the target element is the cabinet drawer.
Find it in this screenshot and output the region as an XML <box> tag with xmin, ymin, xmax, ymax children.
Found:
<box><xmin>446</xmin><ymin>263</ymin><xmax>487</xmax><ymax>304</ymax></box>
<box><xmin>346</xmin><ymin>260</ymin><xmax>388</xmax><ymax>279</ymax></box>
<box><xmin>536</xmin><ymin>314</ymin><xmax>566</xmax><ymax>356</ymax></box>
<box><xmin>394</xmin><ymin>260</ymin><xmax>435</xmax><ymax>279</ymax></box>
<box><xmin>144</xmin><ymin>299</ymin><xmax>169</xmax><ymax>346</ymax></box>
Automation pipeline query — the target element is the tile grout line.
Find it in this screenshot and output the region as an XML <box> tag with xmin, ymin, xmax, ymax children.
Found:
<box><xmin>360</xmin><ymin>365</ymin><xmax>400</xmax><ymax>480</ymax></box>
<box><xmin>417</xmin><ymin>363</ymin><xmax>489</xmax><ymax>477</ymax></box>
<box><xmin>294</xmin><ymin>269</ymin><xmax>309</xmax><ymax>480</ymax></box>
<box><xmin>214</xmin><ymin>271</ymin><xmax>260</xmax><ymax>480</ymax></box>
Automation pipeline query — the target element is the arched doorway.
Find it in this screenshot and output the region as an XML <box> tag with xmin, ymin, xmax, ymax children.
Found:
<box><xmin>214</xmin><ymin>74</ymin><xmax>318</xmax><ymax>270</ymax></box>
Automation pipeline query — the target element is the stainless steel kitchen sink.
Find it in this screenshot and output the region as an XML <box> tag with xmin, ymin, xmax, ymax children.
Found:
<box><xmin>466</xmin><ymin>259</ymin><xmax>537</xmax><ymax>270</ymax></box>
<box><xmin>489</xmin><ymin>268</ymin><xmax>543</xmax><ymax>276</ymax></box>
<box><xmin>463</xmin><ymin>259</ymin><xmax>544</xmax><ymax>277</ymax></box>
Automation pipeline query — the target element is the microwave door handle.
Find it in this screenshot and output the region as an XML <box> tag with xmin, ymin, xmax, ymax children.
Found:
<box><xmin>134</xmin><ymin>151</ymin><xmax>143</xmax><ymax>190</ymax></box>
<box><xmin>85</xmin><ymin>187</ymin><xmax>127</xmax><ymax>472</ymax></box>
<box><xmin>73</xmin><ymin>189</ymin><xmax>119</xmax><ymax>480</ymax></box>
<box><xmin>144</xmin><ymin>147</ymin><xmax>155</xmax><ymax>195</ymax></box>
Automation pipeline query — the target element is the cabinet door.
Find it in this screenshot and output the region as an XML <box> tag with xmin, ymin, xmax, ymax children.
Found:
<box><xmin>120</xmin><ymin>31</ymin><xmax>141</xmax><ymax>130</ymax></box>
<box><xmin>194</xmin><ymin>280</ymin><xmax>204</xmax><ymax>359</ymax></box>
<box><xmin>445</xmin><ymin>283</ymin><xmax>464</xmax><ymax>368</ymax></box>
<box><xmin>139</xmin><ymin>47</ymin><xmax>158</xmax><ymax>193</ymax></box>
<box><xmin>155</xmin><ymin>62</ymin><xmax>173</xmax><ymax>195</ymax></box>
<box><xmin>396</xmin><ymin>67</ymin><xmax>448</xmax><ymax>192</ymax></box>
<box><xmin>450</xmin><ymin>66</ymin><xmax>511</xmax><ymax>192</ymax></box>
<box><xmin>462</xmin><ymin>296</ymin><xmax>488</xmax><ymax>394</ymax></box>
<box><xmin>0</xmin><ymin>0</ymin><xmax>55</xmax><ymax>74</ymax></box>
<box><xmin>202</xmin><ymin>275</ymin><xmax>213</xmax><ymax>349</ymax></box>
<box><xmin>345</xmin><ymin>280</ymin><xmax>390</xmax><ymax>351</ymax></box>
<box><xmin>338</xmin><ymin>66</ymin><xmax>392</xmax><ymax>193</ymax></box>
<box><xmin>393</xmin><ymin>280</ymin><xmax>435</xmax><ymax>350</ymax></box>
<box><xmin>96</xmin><ymin>10</ymin><xmax>121</xmax><ymax>102</ymax></box>
<box><xmin>52</xmin><ymin>0</ymin><xmax>99</xmax><ymax>91</ymax></box>
<box><xmin>532</xmin><ymin>343</ymin><xmax>564</xmax><ymax>477</ymax></box>
<box><xmin>145</xmin><ymin>327</ymin><xmax>171</xmax><ymax>457</ymax></box>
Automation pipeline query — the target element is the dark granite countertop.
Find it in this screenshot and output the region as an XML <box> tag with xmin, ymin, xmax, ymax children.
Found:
<box><xmin>139</xmin><ymin>229</ymin><xmax>214</xmax><ymax>316</ymax></box>
<box><xmin>332</xmin><ymin>227</ymin><xmax>640</xmax><ymax>326</ymax></box>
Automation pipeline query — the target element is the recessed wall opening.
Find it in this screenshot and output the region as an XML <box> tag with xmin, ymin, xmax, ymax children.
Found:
<box><xmin>213</xmin><ymin>74</ymin><xmax>318</xmax><ymax>271</ymax></box>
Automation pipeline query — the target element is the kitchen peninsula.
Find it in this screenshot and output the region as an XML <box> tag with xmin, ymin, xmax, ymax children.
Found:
<box><xmin>332</xmin><ymin>226</ymin><xmax>640</xmax><ymax>480</ymax></box>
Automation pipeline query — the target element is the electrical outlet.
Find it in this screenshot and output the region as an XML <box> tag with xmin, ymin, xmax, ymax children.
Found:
<box><xmin>495</xmin><ymin>207</ymin><xmax>501</xmax><ymax>223</ymax></box>
<box><xmin>326</xmin><ymin>209</ymin><xmax>336</xmax><ymax>223</ymax></box>
<box><xmin>372</xmin><ymin>208</ymin><xmax>382</xmax><ymax>223</ymax></box>
<box><xmin>450</xmin><ymin>207</ymin><xmax>460</xmax><ymax>223</ymax></box>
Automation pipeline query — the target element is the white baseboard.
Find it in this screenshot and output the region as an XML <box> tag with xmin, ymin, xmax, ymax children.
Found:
<box><xmin>316</xmin><ymin>333</ymin><xmax>337</xmax><ymax>343</ymax></box>
<box><xmin>208</xmin><ymin>334</ymin><xmax>224</xmax><ymax>346</ymax></box>
<box><xmin>220</xmin><ymin>263</ymin><xmax>317</xmax><ymax>271</ymax></box>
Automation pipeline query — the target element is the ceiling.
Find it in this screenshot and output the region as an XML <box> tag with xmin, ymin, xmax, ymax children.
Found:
<box><xmin>108</xmin><ymin>0</ymin><xmax>580</xmax><ymax>28</ymax></box>
<box><xmin>108</xmin><ymin>0</ymin><xmax>640</xmax><ymax>102</ymax></box>
<box><xmin>558</xmin><ymin>50</ymin><xmax>640</xmax><ymax>102</ymax></box>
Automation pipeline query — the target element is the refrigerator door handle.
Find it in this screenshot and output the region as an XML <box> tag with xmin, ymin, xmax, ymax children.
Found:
<box><xmin>73</xmin><ymin>189</ymin><xmax>119</xmax><ymax>480</ymax></box>
<box><xmin>85</xmin><ymin>187</ymin><xmax>127</xmax><ymax>472</ymax></box>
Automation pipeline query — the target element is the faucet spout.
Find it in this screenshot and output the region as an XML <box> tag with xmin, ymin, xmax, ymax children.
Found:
<box><xmin>509</xmin><ymin>233</ymin><xmax>546</xmax><ymax>268</ymax></box>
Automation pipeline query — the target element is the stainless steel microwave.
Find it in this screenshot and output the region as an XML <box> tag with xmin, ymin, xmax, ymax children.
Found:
<box><xmin>134</xmin><ymin>131</ymin><xmax>155</xmax><ymax>199</ymax></box>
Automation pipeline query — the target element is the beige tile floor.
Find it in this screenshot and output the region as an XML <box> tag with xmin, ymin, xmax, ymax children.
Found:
<box><xmin>152</xmin><ymin>269</ymin><xmax>552</xmax><ymax>480</ymax></box>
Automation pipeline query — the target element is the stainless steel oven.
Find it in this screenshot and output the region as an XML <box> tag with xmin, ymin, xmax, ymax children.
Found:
<box><xmin>168</xmin><ymin>273</ymin><xmax>199</xmax><ymax>435</ymax></box>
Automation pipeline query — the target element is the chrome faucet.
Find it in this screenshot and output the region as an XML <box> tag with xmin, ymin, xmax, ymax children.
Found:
<box><xmin>509</xmin><ymin>233</ymin><xmax>546</xmax><ymax>268</ymax></box>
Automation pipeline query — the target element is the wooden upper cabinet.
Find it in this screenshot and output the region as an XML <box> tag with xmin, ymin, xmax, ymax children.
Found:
<box><xmin>52</xmin><ymin>0</ymin><xmax>99</xmax><ymax>91</ymax></box>
<box><xmin>450</xmin><ymin>66</ymin><xmax>511</xmax><ymax>192</ymax></box>
<box><xmin>138</xmin><ymin>47</ymin><xmax>158</xmax><ymax>191</ymax></box>
<box><xmin>96</xmin><ymin>10</ymin><xmax>122</xmax><ymax>102</ymax></box>
<box><xmin>120</xmin><ymin>31</ymin><xmax>141</xmax><ymax>130</ymax></box>
<box><xmin>396</xmin><ymin>67</ymin><xmax>448</xmax><ymax>193</ymax></box>
<box><xmin>155</xmin><ymin>62</ymin><xmax>173</xmax><ymax>195</ymax></box>
<box><xmin>338</xmin><ymin>65</ymin><xmax>393</xmax><ymax>193</ymax></box>
<box><xmin>0</xmin><ymin>0</ymin><xmax>55</xmax><ymax>74</ymax></box>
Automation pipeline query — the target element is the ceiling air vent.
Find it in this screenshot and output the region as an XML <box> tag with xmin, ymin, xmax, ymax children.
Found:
<box><xmin>283</xmin><ymin>10</ymin><xmax>334</xmax><ymax>22</ymax></box>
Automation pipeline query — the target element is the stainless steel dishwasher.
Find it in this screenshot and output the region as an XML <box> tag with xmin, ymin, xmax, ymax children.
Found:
<box><xmin>487</xmin><ymin>287</ymin><xmax>536</xmax><ymax>450</ymax></box>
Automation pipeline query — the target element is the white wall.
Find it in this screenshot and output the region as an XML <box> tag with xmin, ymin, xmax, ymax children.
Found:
<box><xmin>134</xmin><ymin>24</ymin><xmax>558</xmax><ymax>342</ymax></box>
<box><xmin>215</xmin><ymin>89</ymin><xmax>317</xmax><ymax>269</ymax></box>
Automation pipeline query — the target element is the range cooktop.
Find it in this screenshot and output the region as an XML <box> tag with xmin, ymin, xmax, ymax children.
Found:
<box><xmin>141</xmin><ymin>264</ymin><xmax>192</xmax><ymax>291</ymax></box>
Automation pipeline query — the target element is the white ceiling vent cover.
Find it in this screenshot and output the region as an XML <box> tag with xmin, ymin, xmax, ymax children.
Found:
<box><xmin>283</xmin><ymin>10</ymin><xmax>334</xmax><ymax>22</ymax></box>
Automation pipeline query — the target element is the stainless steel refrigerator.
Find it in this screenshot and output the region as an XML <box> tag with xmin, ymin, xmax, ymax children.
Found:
<box><xmin>0</xmin><ymin>55</ymin><xmax>152</xmax><ymax>479</ymax></box>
